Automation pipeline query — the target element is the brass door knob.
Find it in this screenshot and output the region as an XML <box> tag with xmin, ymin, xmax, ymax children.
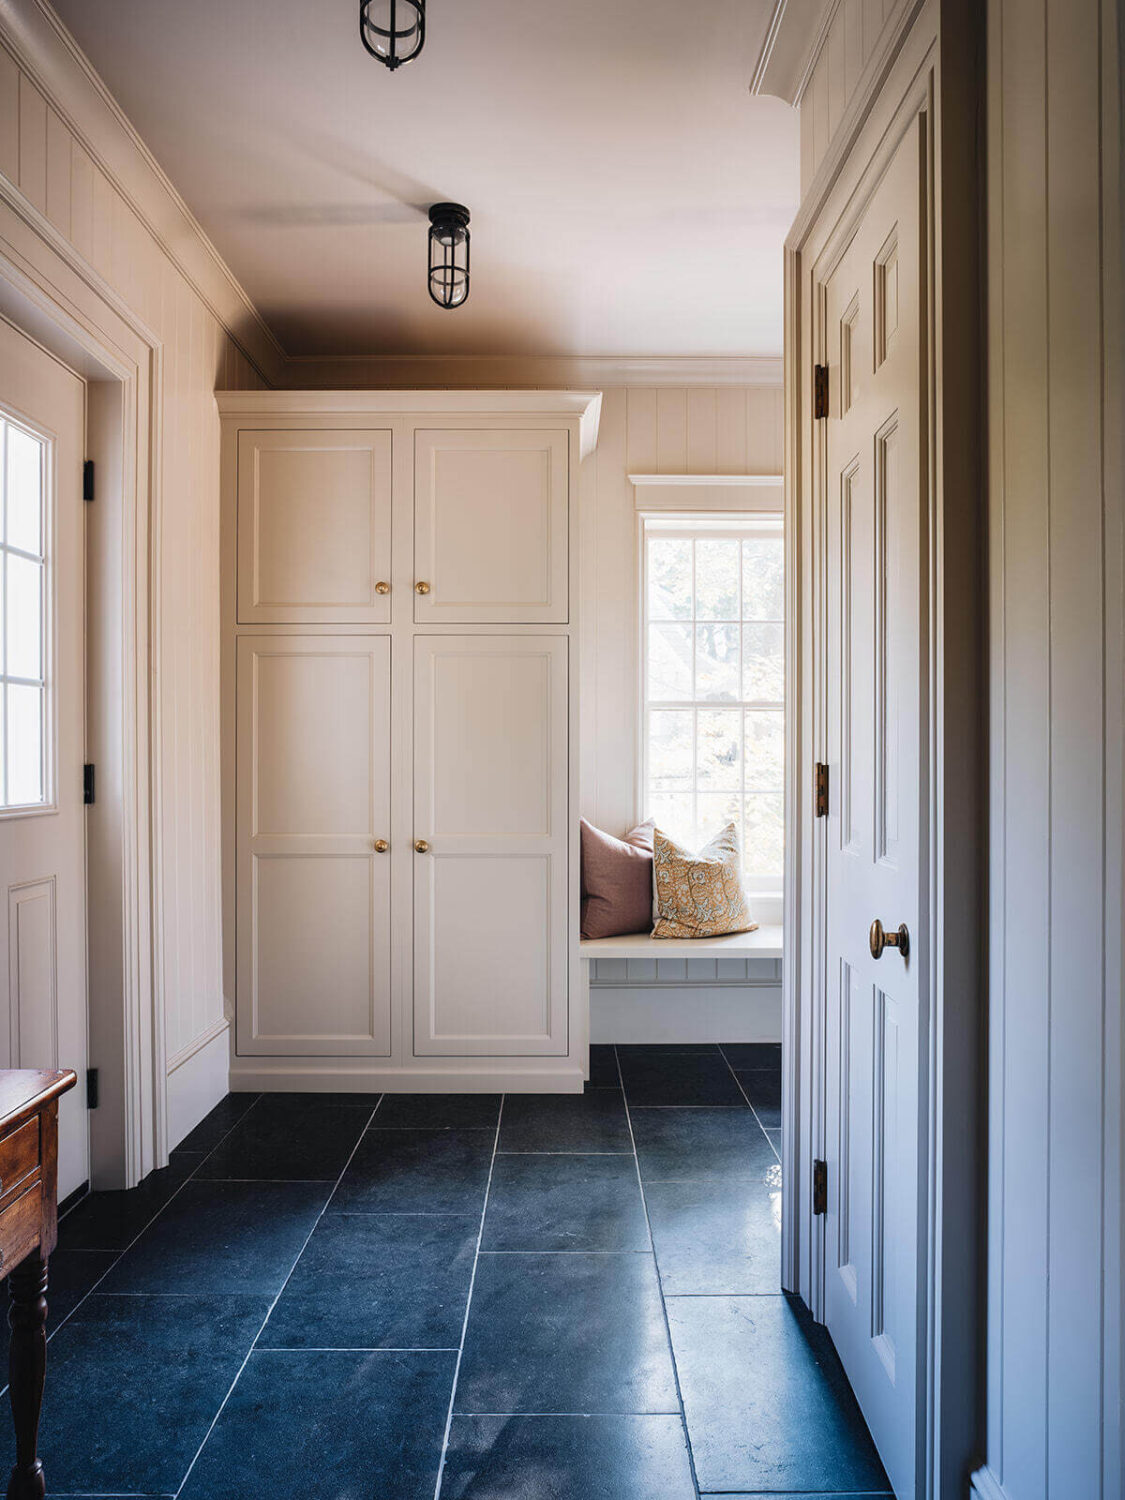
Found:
<box><xmin>414</xmin><ymin>839</ymin><xmax>430</xmax><ymax>854</ymax></box>
<box><xmin>869</xmin><ymin>919</ymin><xmax>910</xmax><ymax>960</ymax></box>
<box><xmin>415</xmin><ymin>580</ymin><xmax>431</xmax><ymax>595</ymax></box>
<box><xmin>375</xmin><ymin>581</ymin><xmax>391</xmax><ymax>595</ymax></box>
<box><xmin>373</xmin><ymin>839</ymin><xmax>389</xmax><ymax>854</ymax></box>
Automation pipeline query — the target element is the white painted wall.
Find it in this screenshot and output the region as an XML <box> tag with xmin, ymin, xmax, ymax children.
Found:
<box><xmin>0</xmin><ymin>2</ymin><xmax>281</xmax><ymax>1156</ymax></box>
<box><xmin>974</xmin><ymin>1</ymin><xmax>1123</xmax><ymax>1496</ymax></box>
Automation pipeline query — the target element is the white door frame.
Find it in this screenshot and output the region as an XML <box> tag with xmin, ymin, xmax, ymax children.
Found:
<box><xmin>780</xmin><ymin>3</ymin><xmax>984</xmax><ymax>1496</ymax></box>
<box><xmin>0</xmin><ymin>174</ymin><xmax>166</xmax><ymax>1189</ymax></box>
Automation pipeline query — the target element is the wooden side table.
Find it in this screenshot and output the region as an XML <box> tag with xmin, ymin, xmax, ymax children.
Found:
<box><xmin>0</xmin><ymin>1071</ymin><xmax>77</xmax><ymax>1500</ymax></box>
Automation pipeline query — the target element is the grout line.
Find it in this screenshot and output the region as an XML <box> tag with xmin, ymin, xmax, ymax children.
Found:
<box><xmin>614</xmin><ymin>1045</ymin><xmax>704</xmax><ymax>1500</ymax></box>
<box><xmin>717</xmin><ymin>1045</ymin><xmax>782</xmax><ymax>1163</ymax></box>
<box><xmin>430</xmin><ymin>1095</ymin><xmax>505</xmax><ymax>1500</ymax></box>
<box><xmin>42</xmin><ymin>1094</ymin><xmax>268</xmax><ymax>1350</ymax></box>
<box><xmin>171</xmin><ymin>1096</ymin><xmax>384</xmax><ymax>1498</ymax></box>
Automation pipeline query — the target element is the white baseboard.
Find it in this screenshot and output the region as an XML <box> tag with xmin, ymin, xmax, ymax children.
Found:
<box><xmin>166</xmin><ymin>1019</ymin><xmax>231</xmax><ymax>1151</ymax></box>
<box><xmin>970</xmin><ymin>1466</ymin><xmax>1012</xmax><ymax>1500</ymax></box>
<box><xmin>591</xmin><ymin>984</ymin><xmax>783</xmax><ymax>1044</ymax></box>
<box><xmin>229</xmin><ymin>1062</ymin><xmax>587</xmax><ymax>1094</ymax></box>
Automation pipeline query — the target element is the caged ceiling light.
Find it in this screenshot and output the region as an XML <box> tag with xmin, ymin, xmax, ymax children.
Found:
<box><xmin>360</xmin><ymin>0</ymin><xmax>425</xmax><ymax>71</ymax></box>
<box><xmin>428</xmin><ymin>203</ymin><xmax>471</xmax><ymax>309</ymax></box>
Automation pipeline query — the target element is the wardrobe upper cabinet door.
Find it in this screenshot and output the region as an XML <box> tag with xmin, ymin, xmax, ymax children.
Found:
<box><xmin>413</xmin><ymin>635</ymin><xmax>569</xmax><ymax>1056</ymax></box>
<box><xmin>237</xmin><ymin>429</ymin><xmax>392</xmax><ymax>623</ymax></box>
<box><xmin>236</xmin><ymin>635</ymin><xmax>392</xmax><ymax>1056</ymax></box>
<box><xmin>413</xmin><ymin>429</ymin><xmax>569</xmax><ymax>623</ymax></box>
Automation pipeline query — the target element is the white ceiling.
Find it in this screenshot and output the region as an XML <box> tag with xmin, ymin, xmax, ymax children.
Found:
<box><xmin>53</xmin><ymin>0</ymin><xmax>799</xmax><ymax>360</ymax></box>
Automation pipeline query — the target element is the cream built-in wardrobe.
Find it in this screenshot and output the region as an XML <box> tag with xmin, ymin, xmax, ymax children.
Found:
<box><xmin>218</xmin><ymin>392</ymin><xmax>601</xmax><ymax>1093</ymax></box>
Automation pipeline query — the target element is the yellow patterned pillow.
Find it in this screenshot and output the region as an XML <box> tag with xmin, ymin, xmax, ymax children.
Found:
<box><xmin>651</xmin><ymin>823</ymin><xmax>757</xmax><ymax>939</ymax></box>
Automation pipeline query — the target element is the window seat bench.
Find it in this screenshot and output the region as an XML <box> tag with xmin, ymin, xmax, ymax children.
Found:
<box><xmin>579</xmin><ymin>926</ymin><xmax>784</xmax><ymax>1045</ymax></box>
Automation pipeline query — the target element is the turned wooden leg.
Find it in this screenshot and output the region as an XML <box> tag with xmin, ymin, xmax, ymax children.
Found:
<box><xmin>6</xmin><ymin>1253</ymin><xmax>48</xmax><ymax>1500</ymax></box>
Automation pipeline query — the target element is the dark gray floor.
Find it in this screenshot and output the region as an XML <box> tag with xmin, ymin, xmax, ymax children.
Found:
<box><xmin>6</xmin><ymin>1042</ymin><xmax>891</xmax><ymax>1498</ymax></box>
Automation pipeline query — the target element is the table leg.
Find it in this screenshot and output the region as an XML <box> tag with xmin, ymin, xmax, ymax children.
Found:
<box><xmin>6</xmin><ymin>1252</ymin><xmax>47</xmax><ymax>1500</ymax></box>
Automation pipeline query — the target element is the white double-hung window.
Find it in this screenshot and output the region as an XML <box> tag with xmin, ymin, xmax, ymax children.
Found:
<box><xmin>0</xmin><ymin>415</ymin><xmax>49</xmax><ymax>810</ymax></box>
<box><xmin>642</xmin><ymin>513</ymin><xmax>784</xmax><ymax>898</ymax></box>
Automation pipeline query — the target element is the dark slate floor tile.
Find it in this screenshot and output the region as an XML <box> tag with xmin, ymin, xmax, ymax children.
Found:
<box><xmin>168</xmin><ymin>1149</ymin><xmax>206</xmax><ymax>1177</ymax></box>
<box><xmin>646</xmin><ymin>1177</ymin><xmax>781</xmax><ymax>1294</ymax></box>
<box><xmin>101</xmin><ymin>1180</ymin><xmax>330</xmax><ymax>1296</ymax></box>
<box><xmin>766</xmin><ymin>1128</ymin><xmax>782</xmax><ymax>1156</ymax></box>
<box><xmin>498</xmin><ymin>1091</ymin><xmax>632</xmax><ymax>1153</ymax></box>
<box><xmin>666</xmin><ymin>1294</ymin><xmax>889</xmax><ymax>1493</ymax></box>
<box><xmin>440</xmin><ymin>1414</ymin><xmax>696</xmax><ymax>1499</ymax></box>
<box><xmin>702</xmin><ymin>1493</ymin><xmax>892</xmax><ymax>1499</ymax></box>
<box><xmin>737</xmin><ymin>1069</ymin><xmax>782</xmax><ymax>1127</ymax></box>
<box><xmin>456</xmin><ymin>1252</ymin><xmax>678</xmax><ymax>1415</ymax></box>
<box><xmin>617</xmin><ymin>1043</ymin><xmax>722</xmax><ymax>1055</ymax></box>
<box><xmin>259</xmin><ymin>1212</ymin><xmax>477</xmax><ymax>1350</ymax></box>
<box><xmin>174</xmin><ymin>1092</ymin><xmax>260</xmax><ymax>1154</ymax></box>
<box><xmin>371</xmin><ymin>1093</ymin><xmax>501</xmax><ymax>1130</ymax></box>
<box><xmin>0</xmin><ymin>1292</ymin><xmax>269</xmax><ymax>1494</ymax></box>
<box><xmin>630</xmin><ymin>1108</ymin><xmax>778</xmax><ymax>1182</ymax></box>
<box><xmin>251</xmin><ymin>1091</ymin><xmax>381</xmax><ymax>1108</ymax></box>
<box><xmin>179</xmin><ymin>1349</ymin><xmax>454</xmax><ymax>1500</ymax></box>
<box><xmin>720</xmin><ymin>1042</ymin><xmax>783</xmax><ymax>1071</ymax></box>
<box><xmin>482</xmin><ymin>1155</ymin><xmax>649</xmax><ymax>1252</ymax></box>
<box><xmin>57</xmin><ymin>1159</ymin><xmax>196</xmax><ymax>1252</ymax></box>
<box><xmin>331</xmin><ymin>1129</ymin><xmax>494</xmax><ymax>1215</ymax></box>
<box><xmin>36</xmin><ymin>1249</ymin><xmax>118</xmax><ymax>1331</ymax></box>
<box><xmin>195</xmin><ymin>1095</ymin><xmax>371</xmax><ymax>1181</ymax></box>
<box><xmin>618</xmin><ymin>1052</ymin><xmax>746</xmax><ymax>1107</ymax></box>
<box><xmin>588</xmin><ymin>1044</ymin><xmax>620</xmax><ymax>1086</ymax></box>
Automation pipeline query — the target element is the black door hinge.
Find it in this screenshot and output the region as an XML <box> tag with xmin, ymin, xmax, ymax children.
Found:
<box><xmin>83</xmin><ymin>764</ymin><xmax>95</xmax><ymax>805</ymax></box>
<box><xmin>814</xmin><ymin>364</ymin><xmax>830</xmax><ymax>420</ymax></box>
<box><xmin>86</xmin><ymin>1068</ymin><xmax>99</xmax><ymax>1110</ymax></box>
<box><xmin>815</xmin><ymin>762</ymin><xmax>829</xmax><ymax>818</ymax></box>
<box><xmin>82</xmin><ymin>460</ymin><xmax>95</xmax><ymax>502</ymax></box>
<box><xmin>813</xmin><ymin>1158</ymin><xmax>828</xmax><ymax>1216</ymax></box>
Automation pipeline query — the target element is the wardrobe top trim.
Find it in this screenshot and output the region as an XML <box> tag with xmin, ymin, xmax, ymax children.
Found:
<box><xmin>215</xmin><ymin>389</ymin><xmax>603</xmax><ymax>457</ymax></box>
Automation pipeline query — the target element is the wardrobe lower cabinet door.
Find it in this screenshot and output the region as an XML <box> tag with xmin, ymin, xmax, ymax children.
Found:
<box><xmin>236</xmin><ymin>635</ymin><xmax>393</xmax><ymax>1056</ymax></box>
<box><xmin>412</xmin><ymin>635</ymin><xmax>570</xmax><ymax>1056</ymax></box>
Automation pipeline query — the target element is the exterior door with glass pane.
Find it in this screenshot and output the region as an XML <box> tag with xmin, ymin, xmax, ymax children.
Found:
<box><xmin>643</xmin><ymin>516</ymin><xmax>784</xmax><ymax>902</ymax></box>
<box><xmin>0</xmin><ymin>320</ymin><xmax>88</xmax><ymax>1199</ymax></box>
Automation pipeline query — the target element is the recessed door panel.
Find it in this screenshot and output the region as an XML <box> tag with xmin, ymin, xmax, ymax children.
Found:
<box><xmin>237</xmin><ymin>429</ymin><xmax>392</xmax><ymax>623</ymax></box>
<box><xmin>414</xmin><ymin>429</ymin><xmax>569</xmax><ymax>623</ymax></box>
<box><xmin>413</xmin><ymin>635</ymin><xmax>568</xmax><ymax>1055</ymax></box>
<box><xmin>237</xmin><ymin>636</ymin><xmax>391</xmax><ymax>1055</ymax></box>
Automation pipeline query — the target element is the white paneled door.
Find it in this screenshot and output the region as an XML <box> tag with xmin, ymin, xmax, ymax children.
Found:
<box><xmin>823</xmin><ymin>117</ymin><xmax>924</xmax><ymax>1497</ymax></box>
<box><xmin>413</xmin><ymin>635</ymin><xmax>569</xmax><ymax>1055</ymax></box>
<box><xmin>237</xmin><ymin>429</ymin><xmax>392</xmax><ymax>624</ymax></box>
<box><xmin>236</xmin><ymin>636</ymin><xmax>392</xmax><ymax>1055</ymax></box>
<box><xmin>0</xmin><ymin>320</ymin><xmax>88</xmax><ymax>1199</ymax></box>
<box><xmin>413</xmin><ymin>430</ymin><xmax>569</xmax><ymax>623</ymax></box>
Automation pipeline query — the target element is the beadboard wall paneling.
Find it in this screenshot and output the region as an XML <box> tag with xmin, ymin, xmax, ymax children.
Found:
<box><xmin>581</xmin><ymin>384</ymin><xmax>785</xmax><ymax>835</ymax></box>
<box><xmin>972</xmin><ymin>1</ymin><xmax>1124</xmax><ymax>1496</ymax></box>
<box><xmin>0</xmin><ymin>22</ymin><xmax>270</xmax><ymax>1137</ymax></box>
<box><xmin>797</xmin><ymin>0</ymin><xmax>912</xmax><ymax>195</ymax></box>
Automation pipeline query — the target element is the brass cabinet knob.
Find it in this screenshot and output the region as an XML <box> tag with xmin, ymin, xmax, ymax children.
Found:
<box><xmin>414</xmin><ymin>839</ymin><xmax>430</xmax><ymax>854</ymax></box>
<box><xmin>415</xmin><ymin>581</ymin><xmax>431</xmax><ymax>595</ymax></box>
<box><xmin>373</xmin><ymin>839</ymin><xmax>389</xmax><ymax>854</ymax></box>
<box><xmin>375</xmin><ymin>581</ymin><xmax>391</xmax><ymax>595</ymax></box>
<box><xmin>869</xmin><ymin>919</ymin><xmax>910</xmax><ymax>960</ymax></box>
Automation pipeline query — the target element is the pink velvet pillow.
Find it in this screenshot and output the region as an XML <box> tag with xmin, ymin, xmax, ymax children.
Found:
<box><xmin>580</xmin><ymin>818</ymin><xmax>656</xmax><ymax>940</ymax></box>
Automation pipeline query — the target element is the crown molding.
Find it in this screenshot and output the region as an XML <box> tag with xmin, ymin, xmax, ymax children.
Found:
<box><xmin>749</xmin><ymin>0</ymin><xmax>840</xmax><ymax>104</ymax></box>
<box><xmin>0</xmin><ymin>0</ymin><xmax>287</xmax><ymax>384</ymax></box>
<box><xmin>279</xmin><ymin>352</ymin><xmax>783</xmax><ymax>389</ymax></box>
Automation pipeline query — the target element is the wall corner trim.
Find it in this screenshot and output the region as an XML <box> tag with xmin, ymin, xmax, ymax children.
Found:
<box><xmin>0</xmin><ymin>0</ymin><xmax>286</xmax><ymax>386</ymax></box>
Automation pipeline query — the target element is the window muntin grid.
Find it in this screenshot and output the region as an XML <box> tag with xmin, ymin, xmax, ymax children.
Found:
<box><xmin>642</xmin><ymin>515</ymin><xmax>784</xmax><ymax>890</ymax></box>
<box><xmin>0</xmin><ymin>416</ymin><xmax>48</xmax><ymax>811</ymax></box>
